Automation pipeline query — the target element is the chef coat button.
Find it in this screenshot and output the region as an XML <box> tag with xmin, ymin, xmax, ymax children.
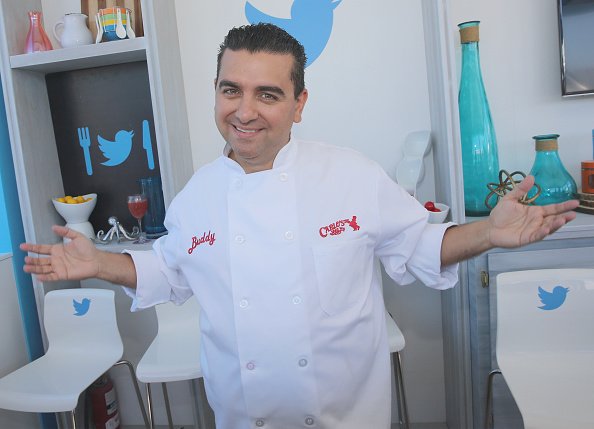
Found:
<box><xmin>239</xmin><ymin>299</ymin><xmax>249</xmax><ymax>308</ymax></box>
<box><xmin>246</xmin><ymin>361</ymin><xmax>255</xmax><ymax>370</ymax></box>
<box><xmin>279</xmin><ymin>172</ymin><xmax>289</xmax><ymax>181</ymax></box>
<box><xmin>292</xmin><ymin>295</ymin><xmax>302</xmax><ymax>305</ymax></box>
<box><xmin>233</xmin><ymin>178</ymin><xmax>243</xmax><ymax>189</ymax></box>
<box><xmin>305</xmin><ymin>416</ymin><xmax>315</xmax><ymax>426</ymax></box>
<box><xmin>298</xmin><ymin>358</ymin><xmax>308</xmax><ymax>367</ymax></box>
<box><xmin>235</xmin><ymin>235</ymin><xmax>245</xmax><ymax>244</ymax></box>
<box><xmin>284</xmin><ymin>231</ymin><xmax>294</xmax><ymax>240</ymax></box>
<box><xmin>255</xmin><ymin>418</ymin><xmax>265</xmax><ymax>427</ymax></box>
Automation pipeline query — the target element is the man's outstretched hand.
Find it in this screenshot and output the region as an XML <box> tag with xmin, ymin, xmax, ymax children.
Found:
<box><xmin>487</xmin><ymin>175</ymin><xmax>579</xmax><ymax>248</ymax></box>
<box><xmin>441</xmin><ymin>175</ymin><xmax>579</xmax><ymax>266</ymax></box>
<box><xmin>20</xmin><ymin>225</ymin><xmax>100</xmax><ymax>282</ymax></box>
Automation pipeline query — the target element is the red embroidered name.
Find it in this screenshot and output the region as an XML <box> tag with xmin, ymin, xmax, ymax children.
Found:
<box><xmin>319</xmin><ymin>215</ymin><xmax>360</xmax><ymax>238</ymax></box>
<box><xmin>188</xmin><ymin>231</ymin><xmax>216</xmax><ymax>254</ymax></box>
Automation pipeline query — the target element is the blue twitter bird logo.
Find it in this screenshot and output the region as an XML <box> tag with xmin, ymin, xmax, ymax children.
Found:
<box><xmin>245</xmin><ymin>0</ymin><xmax>342</xmax><ymax>67</ymax></box>
<box><xmin>98</xmin><ymin>130</ymin><xmax>134</xmax><ymax>166</ymax></box>
<box><xmin>73</xmin><ymin>298</ymin><xmax>91</xmax><ymax>316</ymax></box>
<box><xmin>537</xmin><ymin>285</ymin><xmax>569</xmax><ymax>310</ymax></box>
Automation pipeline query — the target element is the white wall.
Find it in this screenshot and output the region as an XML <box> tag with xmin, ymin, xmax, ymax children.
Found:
<box><xmin>0</xmin><ymin>254</ymin><xmax>40</xmax><ymax>429</ymax></box>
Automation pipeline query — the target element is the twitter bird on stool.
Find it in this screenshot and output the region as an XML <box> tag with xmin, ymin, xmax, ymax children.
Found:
<box><xmin>98</xmin><ymin>129</ymin><xmax>134</xmax><ymax>167</ymax></box>
<box><xmin>73</xmin><ymin>298</ymin><xmax>91</xmax><ymax>316</ymax></box>
<box><xmin>245</xmin><ymin>0</ymin><xmax>342</xmax><ymax>67</ymax></box>
<box><xmin>538</xmin><ymin>285</ymin><xmax>569</xmax><ymax>310</ymax></box>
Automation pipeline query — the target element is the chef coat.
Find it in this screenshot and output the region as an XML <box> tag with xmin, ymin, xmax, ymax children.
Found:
<box><xmin>124</xmin><ymin>138</ymin><xmax>458</xmax><ymax>429</ymax></box>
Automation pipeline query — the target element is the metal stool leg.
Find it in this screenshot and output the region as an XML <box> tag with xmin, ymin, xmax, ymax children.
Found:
<box><xmin>115</xmin><ymin>359</ymin><xmax>151</xmax><ymax>429</ymax></box>
<box><xmin>146</xmin><ymin>383</ymin><xmax>155</xmax><ymax>429</ymax></box>
<box><xmin>393</xmin><ymin>351</ymin><xmax>410</xmax><ymax>429</ymax></box>
<box><xmin>161</xmin><ymin>382</ymin><xmax>174</xmax><ymax>429</ymax></box>
<box><xmin>485</xmin><ymin>369</ymin><xmax>501</xmax><ymax>429</ymax></box>
<box><xmin>70</xmin><ymin>409</ymin><xmax>76</xmax><ymax>429</ymax></box>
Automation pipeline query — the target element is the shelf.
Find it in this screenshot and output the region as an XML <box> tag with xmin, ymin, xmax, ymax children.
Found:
<box><xmin>10</xmin><ymin>37</ymin><xmax>147</xmax><ymax>74</ymax></box>
<box><xmin>95</xmin><ymin>239</ymin><xmax>154</xmax><ymax>253</ymax></box>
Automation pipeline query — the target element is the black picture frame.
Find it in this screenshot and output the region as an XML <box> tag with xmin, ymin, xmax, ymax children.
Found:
<box><xmin>557</xmin><ymin>0</ymin><xmax>594</xmax><ymax>96</ymax></box>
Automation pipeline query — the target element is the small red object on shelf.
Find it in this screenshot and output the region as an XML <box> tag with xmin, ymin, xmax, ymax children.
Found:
<box><xmin>424</xmin><ymin>201</ymin><xmax>442</xmax><ymax>212</ymax></box>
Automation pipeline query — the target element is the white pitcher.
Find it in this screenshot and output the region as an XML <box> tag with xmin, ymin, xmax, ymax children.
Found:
<box><xmin>53</xmin><ymin>13</ymin><xmax>93</xmax><ymax>48</ymax></box>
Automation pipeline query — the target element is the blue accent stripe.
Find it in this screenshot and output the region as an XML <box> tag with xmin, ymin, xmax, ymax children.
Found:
<box><xmin>0</xmin><ymin>81</ymin><xmax>56</xmax><ymax>429</ymax></box>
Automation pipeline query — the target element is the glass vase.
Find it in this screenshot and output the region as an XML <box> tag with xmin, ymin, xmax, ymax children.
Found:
<box><xmin>24</xmin><ymin>11</ymin><xmax>53</xmax><ymax>54</ymax></box>
<box><xmin>528</xmin><ymin>134</ymin><xmax>577</xmax><ymax>205</ymax></box>
<box><xmin>458</xmin><ymin>21</ymin><xmax>500</xmax><ymax>216</ymax></box>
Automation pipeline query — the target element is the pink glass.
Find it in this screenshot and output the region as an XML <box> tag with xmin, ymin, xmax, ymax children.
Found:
<box><xmin>127</xmin><ymin>194</ymin><xmax>149</xmax><ymax>244</ymax></box>
<box><xmin>24</xmin><ymin>11</ymin><xmax>53</xmax><ymax>54</ymax></box>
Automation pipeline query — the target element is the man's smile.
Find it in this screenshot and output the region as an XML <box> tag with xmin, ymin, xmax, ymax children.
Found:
<box><xmin>233</xmin><ymin>125</ymin><xmax>261</xmax><ymax>134</ymax></box>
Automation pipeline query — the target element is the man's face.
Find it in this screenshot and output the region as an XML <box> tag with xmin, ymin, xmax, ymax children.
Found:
<box><xmin>214</xmin><ymin>49</ymin><xmax>308</xmax><ymax>173</ymax></box>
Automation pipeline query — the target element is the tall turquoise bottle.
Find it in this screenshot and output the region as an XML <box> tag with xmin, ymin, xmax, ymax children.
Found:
<box><xmin>458</xmin><ymin>21</ymin><xmax>500</xmax><ymax>216</ymax></box>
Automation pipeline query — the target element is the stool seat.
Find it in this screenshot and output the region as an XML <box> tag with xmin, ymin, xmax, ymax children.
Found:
<box><xmin>0</xmin><ymin>289</ymin><xmax>149</xmax><ymax>429</ymax></box>
<box><xmin>136</xmin><ymin>296</ymin><xmax>203</xmax><ymax>429</ymax></box>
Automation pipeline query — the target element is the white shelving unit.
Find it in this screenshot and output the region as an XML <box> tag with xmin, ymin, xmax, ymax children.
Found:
<box><xmin>0</xmin><ymin>0</ymin><xmax>193</xmax><ymax>337</ymax></box>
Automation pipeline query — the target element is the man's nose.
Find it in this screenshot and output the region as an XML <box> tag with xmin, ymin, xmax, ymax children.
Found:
<box><xmin>235</xmin><ymin>97</ymin><xmax>258</xmax><ymax>123</ymax></box>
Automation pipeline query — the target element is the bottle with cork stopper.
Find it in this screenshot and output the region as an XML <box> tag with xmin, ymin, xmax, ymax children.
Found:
<box><xmin>457</xmin><ymin>20</ymin><xmax>500</xmax><ymax>216</ymax></box>
<box><xmin>528</xmin><ymin>134</ymin><xmax>577</xmax><ymax>204</ymax></box>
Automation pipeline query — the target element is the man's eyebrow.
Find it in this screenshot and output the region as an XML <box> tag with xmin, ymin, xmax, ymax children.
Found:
<box><xmin>217</xmin><ymin>80</ymin><xmax>286</xmax><ymax>97</ymax></box>
<box><xmin>218</xmin><ymin>79</ymin><xmax>239</xmax><ymax>89</ymax></box>
<box><xmin>256</xmin><ymin>86</ymin><xmax>285</xmax><ymax>97</ymax></box>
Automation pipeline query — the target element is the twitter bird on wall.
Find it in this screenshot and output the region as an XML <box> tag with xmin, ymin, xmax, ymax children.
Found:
<box><xmin>76</xmin><ymin>121</ymin><xmax>155</xmax><ymax>175</ymax></box>
<box><xmin>98</xmin><ymin>129</ymin><xmax>135</xmax><ymax>167</ymax></box>
<box><xmin>538</xmin><ymin>285</ymin><xmax>569</xmax><ymax>310</ymax></box>
<box><xmin>73</xmin><ymin>298</ymin><xmax>91</xmax><ymax>316</ymax></box>
<box><xmin>245</xmin><ymin>0</ymin><xmax>342</xmax><ymax>67</ymax></box>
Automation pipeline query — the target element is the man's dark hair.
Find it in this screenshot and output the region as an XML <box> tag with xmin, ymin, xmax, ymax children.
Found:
<box><xmin>216</xmin><ymin>23</ymin><xmax>307</xmax><ymax>99</ymax></box>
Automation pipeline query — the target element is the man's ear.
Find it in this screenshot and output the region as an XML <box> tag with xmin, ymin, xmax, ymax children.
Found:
<box><xmin>293</xmin><ymin>89</ymin><xmax>309</xmax><ymax>124</ymax></box>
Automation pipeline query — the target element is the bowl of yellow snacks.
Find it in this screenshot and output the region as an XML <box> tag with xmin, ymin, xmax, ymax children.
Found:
<box><xmin>52</xmin><ymin>193</ymin><xmax>97</xmax><ymax>239</ymax></box>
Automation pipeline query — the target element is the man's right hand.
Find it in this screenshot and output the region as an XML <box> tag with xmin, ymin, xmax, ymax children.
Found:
<box><xmin>21</xmin><ymin>225</ymin><xmax>101</xmax><ymax>282</ymax></box>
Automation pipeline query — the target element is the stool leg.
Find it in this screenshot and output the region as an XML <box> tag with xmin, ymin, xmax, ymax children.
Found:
<box><xmin>70</xmin><ymin>409</ymin><xmax>76</xmax><ymax>429</ymax></box>
<box><xmin>485</xmin><ymin>369</ymin><xmax>501</xmax><ymax>429</ymax></box>
<box><xmin>115</xmin><ymin>359</ymin><xmax>151</xmax><ymax>429</ymax></box>
<box><xmin>161</xmin><ymin>382</ymin><xmax>174</xmax><ymax>429</ymax></box>
<box><xmin>146</xmin><ymin>383</ymin><xmax>155</xmax><ymax>429</ymax></box>
<box><xmin>393</xmin><ymin>352</ymin><xmax>410</xmax><ymax>429</ymax></box>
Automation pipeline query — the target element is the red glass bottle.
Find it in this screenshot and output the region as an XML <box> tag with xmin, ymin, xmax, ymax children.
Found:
<box><xmin>24</xmin><ymin>11</ymin><xmax>53</xmax><ymax>53</ymax></box>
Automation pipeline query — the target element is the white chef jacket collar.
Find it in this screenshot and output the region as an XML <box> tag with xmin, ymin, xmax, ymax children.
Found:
<box><xmin>222</xmin><ymin>137</ymin><xmax>297</xmax><ymax>174</ymax></box>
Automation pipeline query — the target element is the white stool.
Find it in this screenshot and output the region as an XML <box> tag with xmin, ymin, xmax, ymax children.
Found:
<box><xmin>0</xmin><ymin>288</ymin><xmax>149</xmax><ymax>428</ymax></box>
<box><xmin>136</xmin><ymin>296</ymin><xmax>205</xmax><ymax>429</ymax></box>
<box><xmin>487</xmin><ymin>269</ymin><xmax>594</xmax><ymax>429</ymax></box>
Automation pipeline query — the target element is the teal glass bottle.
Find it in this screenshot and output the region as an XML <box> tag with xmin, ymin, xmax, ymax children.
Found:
<box><xmin>458</xmin><ymin>21</ymin><xmax>500</xmax><ymax>216</ymax></box>
<box><xmin>528</xmin><ymin>134</ymin><xmax>577</xmax><ymax>205</ymax></box>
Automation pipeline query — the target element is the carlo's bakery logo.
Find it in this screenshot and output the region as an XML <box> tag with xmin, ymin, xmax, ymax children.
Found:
<box><xmin>537</xmin><ymin>285</ymin><xmax>569</xmax><ymax>310</ymax></box>
<box><xmin>76</xmin><ymin>119</ymin><xmax>155</xmax><ymax>176</ymax></box>
<box><xmin>319</xmin><ymin>215</ymin><xmax>360</xmax><ymax>238</ymax></box>
<box><xmin>245</xmin><ymin>0</ymin><xmax>342</xmax><ymax>67</ymax></box>
<box><xmin>188</xmin><ymin>231</ymin><xmax>217</xmax><ymax>254</ymax></box>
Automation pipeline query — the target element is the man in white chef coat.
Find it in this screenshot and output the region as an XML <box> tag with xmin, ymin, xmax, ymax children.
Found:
<box><xmin>22</xmin><ymin>23</ymin><xmax>579</xmax><ymax>429</ymax></box>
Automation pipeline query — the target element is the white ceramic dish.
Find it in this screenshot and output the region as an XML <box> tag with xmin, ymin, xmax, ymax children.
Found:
<box><xmin>427</xmin><ymin>202</ymin><xmax>450</xmax><ymax>224</ymax></box>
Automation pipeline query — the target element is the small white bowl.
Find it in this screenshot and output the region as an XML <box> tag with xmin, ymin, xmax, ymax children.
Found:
<box><xmin>427</xmin><ymin>203</ymin><xmax>450</xmax><ymax>224</ymax></box>
<box><xmin>52</xmin><ymin>193</ymin><xmax>97</xmax><ymax>224</ymax></box>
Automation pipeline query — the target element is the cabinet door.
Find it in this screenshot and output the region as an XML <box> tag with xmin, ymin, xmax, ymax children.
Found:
<box><xmin>487</xmin><ymin>246</ymin><xmax>594</xmax><ymax>428</ymax></box>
